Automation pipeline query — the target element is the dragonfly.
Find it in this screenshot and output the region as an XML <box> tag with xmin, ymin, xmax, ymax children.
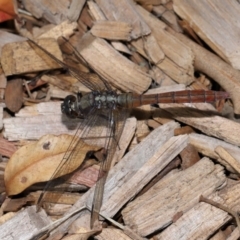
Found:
<box><xmin>28</xmin><ymin>38</ymin><xmax>229</xmax><ymax>228</ymax></box>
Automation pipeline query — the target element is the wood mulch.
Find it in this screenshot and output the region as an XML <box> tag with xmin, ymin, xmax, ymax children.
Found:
<box><xmin>0</xmin><ymin>0</ymin><xmax>240</xmax><ymax>239</ymax></box>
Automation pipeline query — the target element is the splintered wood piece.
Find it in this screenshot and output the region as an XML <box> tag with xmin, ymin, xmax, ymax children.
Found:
<box><xmin>157</xmin><ymin>194</ymin><xmax>230</xmax><ymax>239</ymax></box>
<box><xmin>88</xmin><ymin>1</ymin><xmax>133</xmax><ymax>54</ymax></box>
<box><xmin>91</xmin><ymin>20</ymin><xmax>132</xmax><ymax>41</ymax></box>
<box><xmin>87</xmin><ymin>1</ymin><xmax>106</xmax><ymax>21</ymax></box>
<box><xmin>189</xmin><ymin>133</ymin><xmax>240</xmax><ymax>161</ymax></box>
<box><xmin>0</xmin><ymin>206</ymin><xmax>51</xmax><ymax>240</ymax></box>
<box><xmin>111</xmin><ymin>41</ymin><xmax>132</xmax><ymax>55</ymax></box>
<box><xmin>38</xmin><ymin>20</ymin><xmax>78</xmax><ymax>39</ymax></box>
<box><xmin>0</xmin><ymin>30</ymin><xmax>25</xmax><ymax>55</ymax></box>
<box><xmin>47</xmin><ymin>121</ymin><xmax>180</xmax><ymax>237</ymax></box>
<box><xmin>131</xmin><ymin>33</ymin><xmax>165</xmax><ymax>65</ymax></box>
<box><xmin>3</xmin><ymin>102</ymin><xmax>80</xmax><ymax>141</ymax></box>
<box><xmin>158</xmin><ymin>181</ymin><xmax>240</xmax><ymax>239</ymax></box>
<box><xmin>95</xmin><ymin>0</ymin><xmax>151</xmax><ymax>39</ymax></box>
<box><xmin>153</xmin><ymin>5</ymin><xmax>182</xmax><ymax>33</ymax></box>
<box><xmin>111</xmin><ymin>117</ymin><xmax>137</xmax><ymax>166</ymax></box>
<box><xmin>160</xmin><ymin>103</ymin><xmax>240</xmax><ymax>146</ymax></box>
<box><xmin>150</xmin><ymin>65</ymin><xmax>177</xmax><ymax>85</ymax></box>
<box><xmin>22</xmin><ymin>0</ymin><xmax>69</xmax><ymax>24</ymax></box>
<box><xmin>79</xmin><ymin>4</ymin><xmax>94</xmax><ymax>28</ymax></box>
<box><xmin>174</xmin><ymin>126</ymin><xmax>195</xmax><ymax>136</ymax></box>
<box><xmin>29</xmin><ymin>191</ymin><xmax>80</xmax><ymax>206</ymax></box>
<box><xmin>122</xmin><ymin>158</ymin><xmax>226</xmax><ymax>236</ymax></box>
<box><xmin>67</xmin><ymin>0</ymin><xmax>86</xmax><ymax>21</ymax></box>
<box><xmin>1</xmin><ymin>39</ymin><xmax>63</xmax><ymax>76</ymax></box>
<box><xmin>189</xmin><ymin>133</ymin><xmax>240</xmax><ymax>173</ymax></box>
<box><xmin>5</xmin><ymin>78</ymin><xmax>23</xmax><ymax>112</ymax></box>
<box><xmin>95</xmin><ymin>228</ymin><xmax>132</xmax><ymax>240</ymax></box>
<box><xmin>173</xmin><ymin>0</ymin><xmax>240</xmax><ymax>70</ymax></box>
<box><xmin>3</xmin><ymin>113</ymin><xmax>77</xmax><ymax>140</ymax></box>
<box><xmin>77</xmin><ymin>32</ymin><xmax>151</xmax><ymax>94</ymax></box>
<box><xmin>215</xmin><ymin>146</ymin><xmax>240</xmax><ymax>175</ymax></box>
<box><xmin>136</xmin><ymin>5</ymin><xmax>195</xmax><ymax>85</ymax></box>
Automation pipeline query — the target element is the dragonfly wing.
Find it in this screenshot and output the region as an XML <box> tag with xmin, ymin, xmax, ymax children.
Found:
<box><xmin>37</xmin><ymin>107</ymin><xmax>101</xmax><ymax>210</ymax></box>
<box><xmin>90</xmin><ymin>108</ymin><xmax>130</xmax><ymax>228</ymax></box>
<box><xmin>28</xmin><ymin>39</ymin><xmax>105</xmax><ymax>91</ymax></box>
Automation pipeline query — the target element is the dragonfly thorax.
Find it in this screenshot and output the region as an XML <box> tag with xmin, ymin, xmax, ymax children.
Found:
<box><xmin>92</xmin><ymin>91</ymin><xmax>118</xmax><ymax>109</ymax></box>
<box><xmin>61</xmin><ymin>91</ymin><xmax>121</xmax><ymax>119</ymax></box>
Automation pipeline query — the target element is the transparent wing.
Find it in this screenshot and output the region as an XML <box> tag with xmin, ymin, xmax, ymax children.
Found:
<box><xmin>60</xmin><ymin>37</ymin><xmax>113</xmax><ymax>92</ymax></box>
<box><xmin>90</xmin><ymin>107</ymin><xmax>130</xmax><ymax>228</ymax></box>
<box><xmin>28</xmin><ymin>39</ymin><xmax>106</xmax><ymax>91</ymax></box>
<box><xmin>37</xmin><ymin>107</ymin><xmax>101</xmax><ymax>209</ymax></box>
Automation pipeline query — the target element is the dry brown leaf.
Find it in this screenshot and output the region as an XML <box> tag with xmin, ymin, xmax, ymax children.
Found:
<box><xmin>4</xmin><ymin>134</ymin><xmax>100</xmax><ymax>195</ymax></box>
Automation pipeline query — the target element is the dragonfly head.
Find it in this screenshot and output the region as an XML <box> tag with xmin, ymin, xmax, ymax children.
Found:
<box><xmin>61</xmin><ymin>94</ymin><xmax>83</xmax><ymax>118</ymax></box>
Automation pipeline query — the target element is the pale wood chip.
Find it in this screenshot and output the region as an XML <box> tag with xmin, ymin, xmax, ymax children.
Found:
<box><xmin>95</xmin><ymin>228</ymin><xmax>132</xmax><ymax>240</ymax></box>
<box><xmin>1</xmin><ymin>39</ymin><xmax>63</xmax><ymax>76</ymax></box>
<box><xmin>160</xmin><ymin>103</ymin><xmax>240</xmax><ymax>146</ymax></box>
<box><xmin>67</xmin><ymin>0</ymin><xmax>86</xmax><ymax>21</ymax></box>
<box><xmin>38</xmin><ymin>20</ymin><xmax>78</xmax><ymax>40</ymax></box>
<box><xmin>22</xmin><ymin>0</ymin><xmax>70</xmax><ymax>24</ymax></box>
<box><xmin>137</xmin><ymin>5</ymin><xmax>195</xmax><ymax>85</ymax></box>
<box><xmin>0</xmin><ymin>206</ymin><xmax>51</xmax><ymax>240</ymax></box>
<box><xmin>76</xmin><ymin>33</ymin><xmax>151</xmax><ymax>93</ymax></box>
<box><xmin>173</xmin><ymin>0</ymin><xmax>240</xmax><ymax>70</ymax></box>
<box><xmin>91</xmin><ymin>21</ymin><xmax>132</xmax><ymax>41</ymax></box>
<box><xmin>95</xmin><ymin>0</ymin><xmax>151</xmax><ymax>39</ymax></box>
<box><xmin>122</xmin><ymin>158</ymin><xmax>226</xmax><ymax>236</ymax></box>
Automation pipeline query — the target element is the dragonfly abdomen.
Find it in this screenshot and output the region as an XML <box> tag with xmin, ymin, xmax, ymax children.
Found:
<box><xmin>130</xmin><ymin>90</ymin><xmax>230</xmax><ymax>108</ymax></box>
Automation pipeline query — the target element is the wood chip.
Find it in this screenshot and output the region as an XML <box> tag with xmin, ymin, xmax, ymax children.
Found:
<box><xmin>137</xmin><ymin>5</ymin><xmax>195</xmax><ymax>85</ymax></box>
<box><xmin>0</xmin><ymin>206</ymin><xmax>51</xmax><ymax>240</ymax></box>
<box><xmin>77</xmin><ymin>32</ymin><xmax>151</xmax><ymax>93</ymax></box>
<box><xmin>95</xmin><ymin>228</ymin><xmax>132</xmax><ymax>240</ymax></box>
<box><xmin>95</xmin><ymin>0</ymin><xmax>151</xmax><ymax>39</ymax></box>
<box><xmin>91</xmin><ymin>20</ymin><xmax>132</xmax><ymax>41</ymax></box>
<box><xmin>122</xmin><ymin>158</ymin><xmax>226</xmax><ymax>236</ymax></box>
<box><xmin>22</xmin><ymin>0</ymin><xmax>70</xmax><ymax>24</ymax></box>
<box><xmin>160</xmin><ymin>103</ymin><xmax>240</xmax><ymax>146</ymax></box>
<box><xmin>67</xmin><ymin>0</ymin><xmax>86</xmax><ymax>21</ymax></box>
<box><xmin>1</xmin><ymin>39</ymin><xmax>63</xmax><ymax>76</ymax></box>
<box><xmin>173</xmin><ymin>0</ymin><xmax>240</xmax><ymax>70</ymax></box>
<box><xmin>157</xmin><ymin>181</ymin><xmax>240</xmax><ymax>239</ymax></box>
<box><xmin>38</xmin><ymin>20</ymin><xmax>78</xmax><ymax>40</ymax></box>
